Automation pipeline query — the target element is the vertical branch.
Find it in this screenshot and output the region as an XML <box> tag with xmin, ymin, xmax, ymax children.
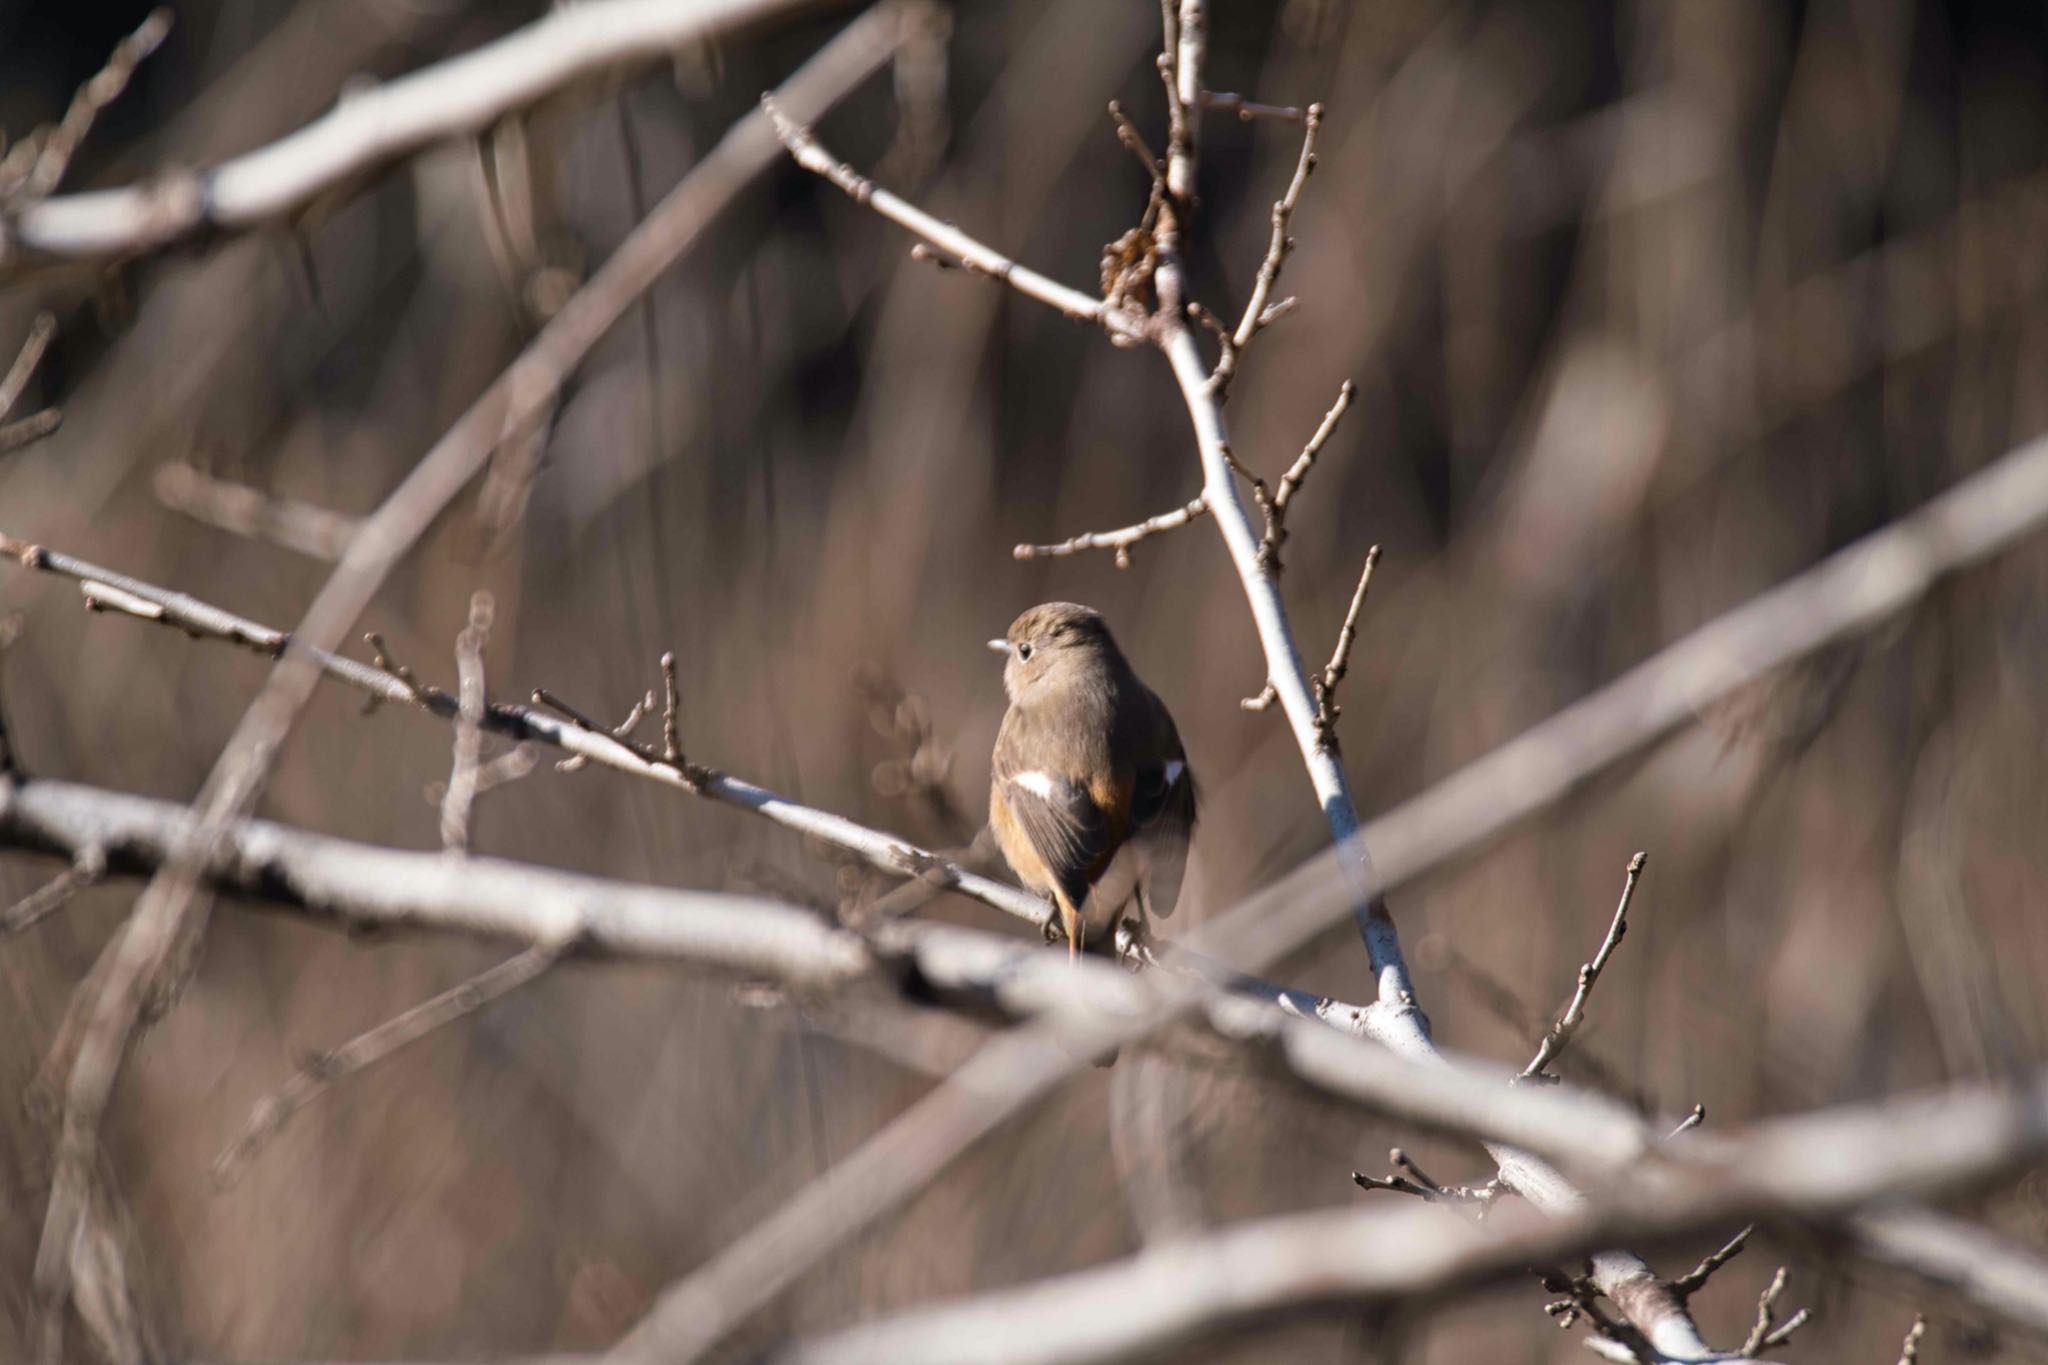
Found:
<box><xmin>440</xmin><ymin>592</ymin><xmax>495</xmax><ymax>852</ymax></box>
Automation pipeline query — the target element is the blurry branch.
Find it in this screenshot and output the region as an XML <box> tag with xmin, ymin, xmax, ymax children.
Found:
<box><xmin>1198</xmin><ymin>90</ymin><xmax>1305</xmax><ymax>122</ymax></box>
<box><xmin>210</xmin><ymin>937</ymin><xmax>566</xmax><ymax>1188</ymax></box>
<box><xmin>0</xmin><ymin>9</ymin><xmax>172</xmax><ymax>205</ymax></box>
<box><xmin>17</xmin><ymin>9</ymin><xmax>929</xmax><ymax>1354</ymax></box>
<box><xmin>2</xmin><ymin>843</ymin><xmax>105</xmax><ymax>936</ymax></box>
<box><xmin>1012</xmin><ymin>495</ymin><xmax>1208</xmax><ymax>568</ymax></box>
<box><xmin>440</xmin><ymin>591</ymin><xmax>500</xmax><ymax>852</ymax></box>
<box><xmin>0</xmin><ymin>534</ymin><xmax>1378</xmax><ymax>1030</ymax></box>
<box><xmin>1736</xmin><ymin>1268</ymin><xmax>1810</xmax><ymax>1355</ymax></box>
<box><xmin>1521</xmin><ymin>852</ymin><xmax>1645</xmax><ymax>1082</ymax></box>
<box><xmin>1671</xmin><ymin>1104</ymin><xmax>1706</xmax><ymax>1138</ymax></box>
<box><xmin>768</xmin><ymin>1070</ymin><xmax>2048</xmax><ymax>1365</ymax></box>
<box><xmin>1897</xmin><ymin>1314</ymin><xmax>1927</xmax><ymax>1364</ymax></box>
<box><xmin>1849</xmin><ymin>1206</ymin><xmax>2048</xmax><ymax>1339</ymax></box>
<box><xmin>0</xmin><ymin>775</ymin><xmax>1721</xmax><ymax>1173</ymax></box>
<box><xmin>152</xmin><ymin>463</ymin><xmax>360</xmax><ymax>561</ymax></box>
<box><xmin>0</xmin><ymin>0</ymin><xmax>836</xmax><ymax>282</ymax></box>
<box><xmin>0</xmin><ymin>311</ymin><xmax>61</xmax><ymax>454</ymax></box>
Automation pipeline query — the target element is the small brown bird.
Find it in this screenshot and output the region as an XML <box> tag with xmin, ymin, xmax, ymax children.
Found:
<box><xmin>988</xmin><ymin>603</ymin><xmax>1196</xmax><ymax>959</ymax></box>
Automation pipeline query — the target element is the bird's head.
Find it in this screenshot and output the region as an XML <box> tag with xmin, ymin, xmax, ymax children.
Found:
<box><xmin>988</xmin><ymin>602</ymin><xmax>1124</xmax><ymax>705</ymax></box>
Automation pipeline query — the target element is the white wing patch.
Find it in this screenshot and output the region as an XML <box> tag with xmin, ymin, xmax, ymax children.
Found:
<box><xmin>1163</xmin><ymin>760</ymin><xmax>1185</xmax><ymax>788</ymax></box>
<box><xmin>1011</xmin><ymin>770</ymin><xmax>1060</xmax><ymax>801</ymax></box>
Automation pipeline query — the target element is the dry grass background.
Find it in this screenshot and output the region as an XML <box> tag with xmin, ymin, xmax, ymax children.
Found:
<box><xmin>4</xmin><ymin>0</ymin><xmax>2048</xmax><ymax>1360</ymax></box>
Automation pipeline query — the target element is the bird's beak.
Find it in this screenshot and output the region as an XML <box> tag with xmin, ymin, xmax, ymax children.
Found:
<box><xmin>987</xmin><ymin>639</ymin><xmax>1010</xmax><ymax>656</ymax></box>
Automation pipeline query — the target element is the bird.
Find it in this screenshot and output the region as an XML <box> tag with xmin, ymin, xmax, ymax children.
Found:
<box><xmin>987</xmin><ymin>602</ymin><xmax>1196</xmax><ymax>960</ymax></box>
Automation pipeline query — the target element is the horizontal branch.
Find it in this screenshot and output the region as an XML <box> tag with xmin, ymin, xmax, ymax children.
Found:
<box><xmin>774</xmin><ymin>1067</ymin><xmax>2048</xmax><ymax>1365</ymax></box>
<box><xmin>0</xmin><ymin>0</ymin><xmax>828</xmax><ymax>280</ymax></box>
<box><xmin>0</xmin><ymin>772</ymin><xmax>1683</xmax><ymax>1166</ymax></box>
<box><xmin>1011</xmin><ymin>495</ymin><xmax>1208</xmax><ymax>568</ymax></box>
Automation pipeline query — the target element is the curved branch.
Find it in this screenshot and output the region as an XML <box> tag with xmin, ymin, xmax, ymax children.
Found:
<box><xmin>0</xmin><ymin>0</ymin><xmax>835</xmax><ymax>281</ymax></box>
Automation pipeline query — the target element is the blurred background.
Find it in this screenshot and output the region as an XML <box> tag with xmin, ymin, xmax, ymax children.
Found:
<box><xmin>4</xmin><ymin>0</ymin><xmax>2048</xmax><ymax>1359</ymax></box>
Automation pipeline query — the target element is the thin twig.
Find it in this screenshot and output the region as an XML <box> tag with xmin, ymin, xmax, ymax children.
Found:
<box><xmin>365</xmin><ymin>631</ymin><xmax>428</xmax><ymax>700</ymax></box>
<box><xmin>1200</xmin><ymin>90</ymin><xmax>1306</xmax><ymax>122</ymax></box>
<box><xmin>1271</xmin><ymin>380</ymin><xmax>1354</xmax><ymax>522</ymax></box>
<box><xmin>1106</xmin><ymin>100</ymin><xmax>1164</xmax><ymax>181</ymax></box>
<box><xmin>0</xmin><ymin>313</ymin><xmax>57</xmax><ymax>416</ymax></box>
<box><xmin>1897</xmin><ymin>1314</ymin><xmax>1926</xmax><ymax>1364</ymax></box>
<box><xmin>1310</xmin><ymin>544</ymin><xmax>1381</xmax><ymax>743</ymax></box>
<box><xmin>761</xmin><ymin>95</ymin><xmax>1130</xmax><ymax>337</ymax></box>
<box><xmin>1740</xmin><ymin>1267</ymin><xmax>1802</xmax><ymax>1354</ymax></box>
<box><xmin>2</xmin><ymin>9</ymin><xmax>172</xmax><ymax>203</ymax></box>
<box><xmin>1671</xmin><ymin>1226</ymin><xmax>1752</xmax><ymax>1297</ymax></box>
<box><xmin>1013</xmin><ymin>496</ymin><xmax>1208</xmax><ymax>568</ymax></box>
<box><xmin>1212</xmin><ymin>100</ymin><xmax>1322</xmax><ymax>392</ymax></box>
<box><xmin>209</xmin><ymin>938</ymin><xmax>568</xmax><ymax>1187</ymax></box>
<box><xmin>2</xmin><ymin>845</ymin><xmax>106</xmax><ymax>935</ymax></box>
<box><xmin>1670</xmin><ymin>1104</ymin><xmax>1706</xmax><ymax>1139</ymax></box>
<box><xmin>660</xmin><ymin>650</ymin><xmax>682</xmax><ymax>764</ymax></box>
<box><xmin>1522</xmin><ymin>852</ymin><xmax>1647</xmax><ymax>1080</ymax></box>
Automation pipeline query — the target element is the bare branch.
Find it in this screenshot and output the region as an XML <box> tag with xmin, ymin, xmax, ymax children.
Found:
<box><xmin>1013</xmin><ymin>496</ymin><xmax>1209</xmax><ymax>569</ymax></box>
<box><xmin>2</xmin><ymin>843</ymin><xmax>105</xmax><ymax>935</ymax></box>
<box><xmin>1106</xmin><ymin>100</ymin><xmax>1165</xmax><ymax>182</ymax></box>
<box><xmin>1310</xmin><ymin>544</ymin><xmax>1381</xmax><ymax>743</ymax></box>
<box><xmin>660</xmin><ymin>650</ymin><xmax>682</xmax><ymax>765</ymax></box>
<box><xmin>0</xmin><ymin>0</ymin><xmax>838</xmax><ymax>281</ymax></box>
<box><xmin>1671</xmin><ymin>1225</ymin><xmax>1751</xmax><ymax>1298</ymax></box>
<box><xmin>0</xmin><ymin>311</ymin><xmax>61</xmax><ymax>453</ymax></box>
<box><xmin>1199</xmin><ymin>90</ymin><xmax>1305</xmax><ymax>122</ymax></box>
<box><xmin>0</xmin><ymin>408</ymin><xmax>62</xmax><ymax>454</ymax></box>
<box><xmin>1211</xmin><ymin>100</ymin><xmax>1322</xmax><ymax>391</ymax></box>
<box><xmin>1</xmin><ymin>10</ymin><xmax>172</xmax><ymax>204</ymax></box>
<box><xmin>1522</xmin><ymin>852</ymin><xmax>1647</xmax><ymax>1080</ymax></box>
<box><xmin>1897</xmin><ymin>1314</ymin><xmax>1927</xmax><ymax>1364</ymax></box>
<box><xmin>1670</xmin><ymin>1104</ymin><xmax>1706</xmax><ymax>1138</ymax></box>
<box><xmin>1272</xmin><ymin>380</ymin><xmax>1354</xmax><ymax>523</ymax></box>
<box><xmin>0</xmin><ymin>312</ymin><xmax>57</xmax><ymax>416</ymax></box>
<box><xmin>1739</xmin><ymin>1267</ymin><xmax>1807</xmax><ymax>1354</ymax></box>
<box><xmin>439</xmin><ymin>592</ymin><xmax>495</xmax><ymax>852</ymax></box>
<box><xmin>210</xmin><ymin>937</ymin><xmax>566</xmax><ymax>1187</ymax></box>
<box><xmin>152</xmin><ymin>463</ymin><xmax>360</xmax><ymax>560</ymax></box>
<box><xmin>761</xmin><ymin>95</ymin><xmax>1130</xmax><ymax>335</ymax></box>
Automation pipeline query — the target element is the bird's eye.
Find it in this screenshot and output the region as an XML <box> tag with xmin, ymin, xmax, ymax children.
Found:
<box><xmin>1017</xmin><ymin>642</ymin><xmax>1034</xmax><ymax>661</ymax></box>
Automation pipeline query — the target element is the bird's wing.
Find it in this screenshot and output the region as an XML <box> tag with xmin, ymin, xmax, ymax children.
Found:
<box><xmin>1129</xmin><ymin>755</ymin><xmax>1195</xmax><ymax>919</ymax></box>
<box><xmin>995</xmin><ymin>761</ymin><xmax>1111</xmax><ymax>914</ymax></box>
